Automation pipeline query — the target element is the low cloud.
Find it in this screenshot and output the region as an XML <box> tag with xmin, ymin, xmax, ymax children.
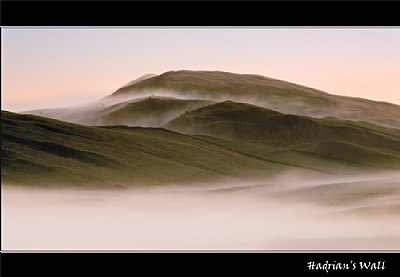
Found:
<box><xmin>3</xmin><ymin>171</ymin><xmax>400</xmax><ymax>250</ymax></box>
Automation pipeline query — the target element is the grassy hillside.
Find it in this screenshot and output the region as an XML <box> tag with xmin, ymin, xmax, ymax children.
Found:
<box><xmin>164</xmin><ymin>101</ymin><xmax>400</xmax><ymax>170</ymax></box>
<box><xmin>99</xmin><ymin>97</ymin><xmax>214</xmax><ymax>127</ymax></box>
<box><xmin>111</xmin><ymin>70</ymin><xmax>400</xmax><ymax>129</ymax></box>
<box><xmin>2</xmin><ymin>111</ymin><xmax>291</xmax><ymax>187</ymax></box>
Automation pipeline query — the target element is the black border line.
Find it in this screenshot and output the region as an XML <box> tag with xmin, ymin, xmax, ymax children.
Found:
<box><xmin>2</xmin><ymin>1</ymin><xmax>400</xmax><ymax>26</ymax></box>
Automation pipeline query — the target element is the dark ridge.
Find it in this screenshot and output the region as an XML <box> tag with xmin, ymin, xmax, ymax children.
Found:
<box><xmin>32</xmin><ymin>123</ymin><xmax>76</xmax><ymax>136</ymax></box>
<box><xmin>2</xmin><ymin>118</ymin><xmax>19</xmax><ymax>127</ymax></box>
<box><xmin>2</xmin><ymin>133</ymin><xmax>118</xmax><ymax>168</ymax></box>
<box><xmin>3</xmin><ymin>111</ymin><xmax>98</xmax><ymax>139</ymax></box>
<box><xmin>2</xmin><ymin>156</ymin><xmax>56</xmax><ymax>175</ymax></box>
<box><xmin>1</xmin><ymin>148</ymin><xmax>16</xmax><ymax>160</ymax></box>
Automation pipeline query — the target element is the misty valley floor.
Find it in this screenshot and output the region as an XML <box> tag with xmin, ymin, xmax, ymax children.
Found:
<box><xmin>2</xmin><ymin>173</ymin><xmax>400</xmax><ymax>250</ymax></box>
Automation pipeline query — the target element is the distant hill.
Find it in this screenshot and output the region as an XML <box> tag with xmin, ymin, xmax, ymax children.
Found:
<box><xmin>2</xmin><ymin>111</ymin><xmax>290</xmax><ymax>187</ymax></box>
<box><xmin>26</xmin><ymin>96</ymin><xmax>213</xmax><ymax>127</ymax></box>
<box><xmin>25</xmin><ymin>70</ymin><xmax>400</xmax><ymax>129</ymax></box>
<box><xmin>163</xmin><ymin>101</ymin><xmax>400</xmax><ymax>170</ymax></box>
<box><xmin>111</xmin><ymin>70</ymin><xmax>400</xmax><ymax>129</ymax></box>
<box><xmin>99</xmin><ymin>97</ymin><xmax>214</xmax><ymax>127</ymax></box>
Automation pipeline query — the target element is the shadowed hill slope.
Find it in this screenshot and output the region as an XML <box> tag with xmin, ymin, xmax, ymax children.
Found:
<box><xmin>2</xmin><ymin>111</ymin><xmax>292</xmax><ymax>187</ymax></box>
<box><xmin>163</xmin><ymin>101</ymin><xmax>400</xmax><ymax>170</ymax></box>
<box><xmin>99</xmin><ymin>97</ymin><xmax>214</xmax><ymax>127</ymax></box>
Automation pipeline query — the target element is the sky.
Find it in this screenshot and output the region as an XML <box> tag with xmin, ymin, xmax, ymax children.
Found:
<box><xmin>2</xmin><ymin>28</ymin><xmax>400</xmax><ymax>111</ymax></box>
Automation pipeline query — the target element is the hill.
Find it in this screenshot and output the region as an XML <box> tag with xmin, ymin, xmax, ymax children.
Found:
<box><xmin>110</xmin><ymin>70</ymin><xmax>400</xmax><ymax>129</ymax></box>
<box><xmin>119</xmin><ymin>73</ymin><xmax>158</xmax><ymax>89</ymax></box>
<box><xmin>26</xmin><ymin>96</ymin><xmax>213</xmax><ymax>127</ymax></box>
<box><xmin>163</xmin><ymin>101</ymin><xmax>400</xmax><ymax>170</ymax></box>
<box><xmin>99</xmin><ymin>97</ymin><xmax>213</xmax><ymax>127</ymax></box>
<box><xmin>1</xmin><ymin>111</ymin><xmax>290</xmax><ymax>187</ymax></box>
<box><xmin>25</xmin><ymin>70</ymin><xmax>400</xmax><ymax>129</ymax></box>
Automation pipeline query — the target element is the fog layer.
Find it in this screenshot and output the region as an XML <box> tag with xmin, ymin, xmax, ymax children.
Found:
<box><xmin>25</xmin><ymin>87</ymin><xmax>400</xmax><ymax>129</ymax></box>
<box><xmin>3</xmin><ymin>172</ymin><xmax>400</xmax><ymax>250</ymax></box>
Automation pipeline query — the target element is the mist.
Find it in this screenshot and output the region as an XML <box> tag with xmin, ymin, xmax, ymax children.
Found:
<box><xmin>23</xmin><ymin>93</ymin><xmax>213</xmax><ymax>127</ymax></box>
<box><xmin>114</xmin><ymin>89</ymin><xmax>400</xmax><ymax>129</ymax></box>
<box><xmin>21</xmin><ymin>85</ymin><xmax>400</xmax><ymax>130</ymax></box>
<box><xmin>3</xmin><ymin>172</ymin><xmax>400</xmax><ymax>250</ymax></box>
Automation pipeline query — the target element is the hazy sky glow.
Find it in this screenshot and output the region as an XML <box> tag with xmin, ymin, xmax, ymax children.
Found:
<box><xmin>2</xmin><ymin>28</ymin><xmax>400</xmax><ymax>111</ymax></box>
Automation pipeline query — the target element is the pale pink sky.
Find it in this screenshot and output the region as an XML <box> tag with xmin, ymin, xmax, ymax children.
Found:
<box><xmin>2</xmin><ymin>28</ymin><xmax>400</xmax><ymax>111</ymax></box>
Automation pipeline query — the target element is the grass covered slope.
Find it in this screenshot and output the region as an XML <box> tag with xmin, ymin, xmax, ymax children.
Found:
<box><xmin>2</xmin><ymin>111</ymin><xmax>288</xmax><ymax>187</ymax></box>
<box><xmin>99</xmin><ymin>97</ymin><xmax>214</xmax><ymax>127</ymax></box>
<box><xmin>111</xmin><ymin>70</ymin><xmax>400</xmax><ymax>129</ymax></box>
<box><xmin>163</xmin><ymin>101</ymin><xmax>400</xmax><ymax>170</ymax></box>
